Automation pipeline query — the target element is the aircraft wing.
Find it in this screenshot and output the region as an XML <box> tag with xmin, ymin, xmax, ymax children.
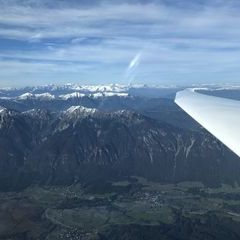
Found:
<box><xmin>175</xmin><ymin>88</ymin><xmax>240</xmax><ymax>157</ymax></box>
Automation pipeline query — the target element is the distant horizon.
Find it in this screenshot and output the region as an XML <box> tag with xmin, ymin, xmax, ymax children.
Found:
<box><xmin>1</xmin><ymin>82</ymin><xmax>240</xmax><ymax>90</ymax></box>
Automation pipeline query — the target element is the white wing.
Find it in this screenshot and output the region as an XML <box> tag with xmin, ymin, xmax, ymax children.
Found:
<box><xmin>175</xmin><ymin>88</ymin><xmax>240</xmax><ymax>157</ymax></box>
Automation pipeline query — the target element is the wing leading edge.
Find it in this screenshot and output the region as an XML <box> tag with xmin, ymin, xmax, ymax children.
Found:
<box><xmin>175</xmin><ymin>88</ymin><xmax>240</xmax><ymax>157</ymax></box>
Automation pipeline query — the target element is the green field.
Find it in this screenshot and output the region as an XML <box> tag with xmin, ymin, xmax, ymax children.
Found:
<box><xmin>1</xmin><ymin>178</ymin><xmax>240</xmax><ymax>239</ymax></box>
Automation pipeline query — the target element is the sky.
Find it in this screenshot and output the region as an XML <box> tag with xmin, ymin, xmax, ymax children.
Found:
<box><xmin>1</xmin><ymin>0</ymin><xmax>240</xmax><ymax>87</ymax></box>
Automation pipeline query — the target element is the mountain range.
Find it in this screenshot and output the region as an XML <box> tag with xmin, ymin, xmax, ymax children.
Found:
<box><xmin>0</xmin><ymin>94</ymin><xmax>239</xmax><ymax>191</ymax></box>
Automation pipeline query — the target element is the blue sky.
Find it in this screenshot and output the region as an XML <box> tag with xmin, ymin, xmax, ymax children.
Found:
<box><xmin>1</xmin><ymin>0</ymin><xmax>240</xmax><ymax>87</ymax></box>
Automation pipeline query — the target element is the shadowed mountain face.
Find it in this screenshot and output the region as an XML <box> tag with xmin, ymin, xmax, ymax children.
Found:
<box><xmin>0</xmin><ymin>104</ymin><xmax>239</xmax><ymax>191</ymax></box>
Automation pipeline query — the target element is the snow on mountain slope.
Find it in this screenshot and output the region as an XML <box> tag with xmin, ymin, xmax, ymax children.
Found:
<box><xmin>17</xmin><ymin>92</ymin><xmax>55</xmax><ymax>100</ymax></box>
<box><xmin>66</xmin><ymin>106</ymin><xmax>97</xmax><ymax>115</ymax></box>
<box><xmin>59</xmin><ymin>92</ymin><xmax>86</xmax><ymax>100</ymax></box>
<box><xmin>0</xmin><ymin>83</ymin><xmax>184</xmax><ymax>102</ymax></box>
<box><xmin>35</xmin><ymin>93</ymin><xmax>55</xmax><ymax>100</ymax></box>
<box><xmin>91</xmin><ymin>92</ymin><xmax>128</xmax><ymax>98</ymax></box>
<box><xmin>0</xmin><ymin>106</ymin><xmax>17</xmax><ymax>128</ymax></box>
<box><xmin>18</xmin><ymin>92</ymin><xmax>34</xmax><ymax>100</ymax></box>
<box><xmin>59</xmin><ymin>91</ymin><xmax>128</xmax><ymax>99</ymax></box>
<box><xmin>0</xmin><ymin>106</ymin><xmax>8</xmax><ymax>114</ymax></box>
<box><xmin>71</xmin><ymin>84</ymin><xmax>128</xmax><ymax>93</ymax></box>
<box><xmin>103</xmin><ymin>92</ymin><xmax>128</xmax><ymax>97</ymax></box>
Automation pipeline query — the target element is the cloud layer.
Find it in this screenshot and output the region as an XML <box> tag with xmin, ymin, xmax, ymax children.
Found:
<box><xmin>1</xmin><ymin>0</ymin><xmax>240</xmax><ymax>86</ymax></box>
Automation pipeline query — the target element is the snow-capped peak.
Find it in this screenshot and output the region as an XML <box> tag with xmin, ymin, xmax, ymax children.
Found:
<box><xmin>91</xmin><ymin>92</ymin><xmax>128</xmax><ymax>98</ymax></box>
<box><xmin>59</xmin><ymin>92</ymin><xmax>85</xmax><ymax>100</ymax></box>
<box><xmin>35</xmin><ymin>92</ymin><xmax>55</xmax><ymax>100</ymax></box>
<box><xmin>17</xmin><ymin>92</ymin><xmax>55</xmax><ymax>100</ymax></box>
<box><xmin>66</xmin><ymin>106</ymin><xmax>97</xmax><ymax>115</ymax></box>
<box><xmin>18</xmin><ymin>92</ymin><xmax>34</xmax><ymax>100</ymax></box>
<box><xmin>0</xmin><ymin>106</ymin><xmax>16</xmax><ymax>129</ymax></box>
<box><xmin>0</xmin><ymin>106</ymin><xmax>7</xmax><ymax>113</ymax></box>
<box><xmin>67</xmin><ymin>83</ymin><xmax>129</xmax><ymax>93</ymax></box>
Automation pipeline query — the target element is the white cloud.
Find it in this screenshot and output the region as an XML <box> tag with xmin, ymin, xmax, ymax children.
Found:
<box><xmin>1</xmin><ymin>0</ymin><xmax>240</xmax><ymax>85</ymax></box>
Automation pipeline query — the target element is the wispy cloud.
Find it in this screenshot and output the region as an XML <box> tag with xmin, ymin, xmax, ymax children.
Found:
<box><xmin>1</xmin><ymin>0</ymin><xmax>240</xmax><ymax>86</ymax></box>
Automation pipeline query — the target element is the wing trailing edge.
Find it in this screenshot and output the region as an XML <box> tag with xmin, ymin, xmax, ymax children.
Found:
<box><xmin>175</xmin><ymin>88</ymin><xmax>240</xmax><ymax>157</ymax></box>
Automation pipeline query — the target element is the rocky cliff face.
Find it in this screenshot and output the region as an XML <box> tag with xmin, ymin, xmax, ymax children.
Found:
<box><xmin>0</xmin><ymin>105</ymin><xmax>239</xmax><ymax>191</ymax></box>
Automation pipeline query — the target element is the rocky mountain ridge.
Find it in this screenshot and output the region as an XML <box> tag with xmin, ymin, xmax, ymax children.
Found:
<box><xmin>0</xmin><ymin>105</ymin><xmax>239</xmax><ymax>191</ymax></box>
